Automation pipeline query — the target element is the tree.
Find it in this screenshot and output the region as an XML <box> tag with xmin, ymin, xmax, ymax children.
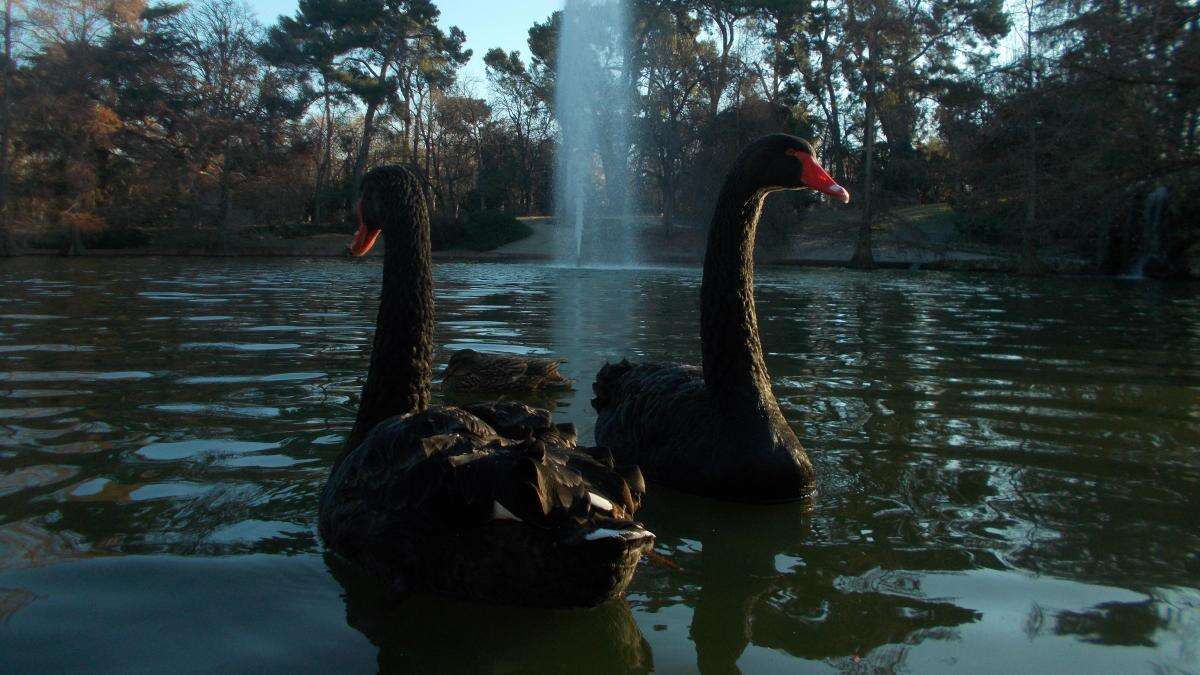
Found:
<box><xmin>168</xmin><ymin>0</ymin><xmax>269</xmax><ymax>251</ymax></box>
<box><xmin>320</xmin><ymin>0</ymin><xmax>468</xmax><ymax>190</ymax></box>
<box><xmin>841</xmin><ymin>0</ymin><xmax>1007</xmax><ymax>268</ymax></box>
<box><xmin>20</xmin><ymin>0</ymin><xmax>143</xmax><ymax>255</ymax></box>
<box><xmin>484</xmin><ymin>48</ymin><xmax>550</xmax><ymax>214</ymax></box>
<box><xmin>430</xmin><ymin>90</ymin><xmax>489</xmax><ymax>217</ymax></box>
<box><xmin>261</xmin><ymin>0</ymin><xmax>350</xmax><ymax>229</ymax></box>
<box><xmin>686</xmin><ymin>0</ymin><xmax>759</xmax><ymax>121</ymax></box>
<box><xmin>0</xmin><ymin>0</ymin><xmax>17</xmax><ymax>255</ymax></box>
<box><xmin>636</xmin><ymin>1</ymin><xmax>709</xmax><ymax>230</ymax></box>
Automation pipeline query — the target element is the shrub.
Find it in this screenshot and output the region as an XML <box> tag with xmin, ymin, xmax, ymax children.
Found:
<box><xmin>452</xmin><ymin>210</ymin><xmax>533</xmax><ymax>251</ymax></box>
<box><xmin>431</xmin><ymin>215</ymin><xmax>466</xmax><ymax>251</ymax></box>
<box><xmin>28</xmin><ymin>225</ymin><xmax>152</xmax><ymax>250</ymax></box>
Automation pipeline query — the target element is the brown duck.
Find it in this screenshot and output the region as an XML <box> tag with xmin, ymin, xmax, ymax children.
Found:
<box><xmin>442</xmin><ymin>349</ymin><xmax>574</xmax><ymax>393</ymax></box>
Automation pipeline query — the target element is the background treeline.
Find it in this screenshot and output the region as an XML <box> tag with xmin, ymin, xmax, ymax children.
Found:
<box><xmin>0</xmin><ymin>0</ymin><xmax>1196</xmax><ymax>275</ymax></box>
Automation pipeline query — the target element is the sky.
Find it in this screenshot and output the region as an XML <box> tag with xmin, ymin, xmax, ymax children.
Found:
<box><xmin>249</xmin><ymin>0</ymin><xmax>563</xmax><ymax>93</ymax></box>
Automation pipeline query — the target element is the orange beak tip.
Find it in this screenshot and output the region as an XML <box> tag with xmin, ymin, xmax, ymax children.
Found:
<box><xmin>821</xmin><ymin>184</ymin><xmax>849</xmax><ymax>204</ymax></box>
<box><xmin>348</xmin><ymin>198</ymin><xmax>382</xmax><ymax>256</ymax></box>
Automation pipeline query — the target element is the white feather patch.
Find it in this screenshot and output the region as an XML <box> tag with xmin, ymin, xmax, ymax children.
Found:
<box><xmin>583</xmin><ymin>527</ymin><xmax>654</xmax><ymax>542</ymax></box>
<box><xmin>588</xmin><ymin>492</ymin><xmax>614</xmax><ymax>512</ymax></box>
<box><xmin>492</xmin><ymin>501</ymin><xmax>522</xmax><ymax>522</ymax></box>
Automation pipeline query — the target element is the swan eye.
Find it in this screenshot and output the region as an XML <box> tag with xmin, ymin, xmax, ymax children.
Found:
<box><xmin>588</xmin><ymin>492</ymin><xmax>614</xmax><ymax>512</ymax></box>
<box><xmin>784</xmin><ymin>148</ymin><xmax>810</xmax><ymax>163</ymax></box>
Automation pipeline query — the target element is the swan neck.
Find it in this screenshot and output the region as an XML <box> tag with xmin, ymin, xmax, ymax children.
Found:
<box><xmin>700</xmin><ymin>175</ymin><xmax>774</xmax><ymax>404</ymax></box>
<box><xmin>342</xmin><ymin>207</ymin><xmax>435</xmax><ymax>459</ymax></box>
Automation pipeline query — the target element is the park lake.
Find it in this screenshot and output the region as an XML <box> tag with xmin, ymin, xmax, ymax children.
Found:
<box><xmin>0</xmin><ymin>258</ymin><xmax>1197</xmax><ymax>672</ymax></box>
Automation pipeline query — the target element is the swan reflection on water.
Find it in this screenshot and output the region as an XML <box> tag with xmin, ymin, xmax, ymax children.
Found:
<box><xmin>326</xmin><ymin>552</ymin><xmax>653</xmax><ymax>673</ymax></box>
<box><xmin>629</xmin><ymin>490</ymin><xmax>981</xmax><ymax>673</ymax></box>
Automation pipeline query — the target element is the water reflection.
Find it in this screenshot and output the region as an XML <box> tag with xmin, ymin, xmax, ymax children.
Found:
<box><xmin>328</xmin><ymin>554</ymin><xmax>653</xmax><ymax>673</ymax></box>
<box><xmin>0</xmin><ymin>258</ymin><xmax>1198</xmax><ymax>671</ymax></box>
<box><xmin>631</xmin><ymin>492</ymin><xmax>981</xmax><ymax>673</ymax></box>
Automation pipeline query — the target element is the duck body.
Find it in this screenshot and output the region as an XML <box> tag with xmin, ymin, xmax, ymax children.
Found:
<box><xmin>592</xmin><ymin>135</ymin><xmax>849</xmax><ymax>503</ymax></box>
<box><xmin>320</xmin><ymin>166</ymin><xmax>652</xmax><ymax>607</ymax></box>
<box><xmin>443</xmin><ymin>349</ymin><xmax>573</xmax><ymax>393</ymax></box>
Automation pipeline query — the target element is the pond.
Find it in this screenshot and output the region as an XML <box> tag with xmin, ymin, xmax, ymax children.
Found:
<box><xmin>0</xmin><ymin>258</ymin><xmax>1197</xmax><ymax>672</ymax></box>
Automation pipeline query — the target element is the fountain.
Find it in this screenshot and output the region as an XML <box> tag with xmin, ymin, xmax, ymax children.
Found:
<box><xmin>554</xmin><ymin>0</ymin><xmax>638</xmax><ymax>266</ymax></box>
<box><xmin>1126</xmin><ymin>185</ymin><xmax>1170</xmax><ymax>278</ymax></box>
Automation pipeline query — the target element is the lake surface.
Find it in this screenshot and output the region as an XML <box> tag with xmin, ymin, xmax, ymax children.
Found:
<box><xmin>0</xmin><ymin>257</ymin><xmax>1197</xmax><ymax>673</ymax></box>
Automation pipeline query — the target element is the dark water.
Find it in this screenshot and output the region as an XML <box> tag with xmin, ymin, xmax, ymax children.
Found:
<box><xmin>1</xmin><ymin>258</ymin><xmax>1197</xmax><ymax>673</ymax></box>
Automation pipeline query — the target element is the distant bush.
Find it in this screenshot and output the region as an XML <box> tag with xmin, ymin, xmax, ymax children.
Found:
<box><xmin>448</xmin><ymin>210</ymin><xmax>533</xmax><ymax>251</ymax></box>
<box><xmin>431</xmin><ymin>215</ymin><xmax>466</xmax><ymax>251</ymax></box>
<box><xmin>28</xmin><ymin>225</ymin><xmax>152</xmax><ymax>250</ymax></box>
<box><xmin>267</xmin><ymin>219</ymin><xmax>350</xmax><ymax>239</ymax></box>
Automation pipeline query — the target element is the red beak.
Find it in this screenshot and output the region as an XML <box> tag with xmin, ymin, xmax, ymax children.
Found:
<box><xmin>348</xmin><ymin>198</ymin><xmax>381</xmax><ymax>256</ymax></box>
<box><xmin>795</xmin><ymin>151</ymin><xmax>850</xmax><ymax>204</ymax></box>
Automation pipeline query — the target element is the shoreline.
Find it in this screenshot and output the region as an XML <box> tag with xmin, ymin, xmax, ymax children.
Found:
<box><xmin>5</xmin><ymin>210</ymin><xmax>1187</xmax><ymax>277</ymax></box>
<box><xmin>0</xmin><ymin>246</ymin><xmax>1100</xmax><ymax>276</ymax></box>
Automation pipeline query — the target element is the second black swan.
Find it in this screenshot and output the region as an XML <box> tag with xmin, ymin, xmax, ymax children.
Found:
<box><xmin>319</xmin><ymin>166</ymin><xmax>653</xmax><ymax>608</ymax></box>
<box><xmin>592</xmin><ymin>134</ymin><xmax>850</xmax><ymax>502</ymax></box>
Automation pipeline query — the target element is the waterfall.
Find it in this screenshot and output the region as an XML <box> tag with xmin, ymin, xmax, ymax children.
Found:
<box><xmin>1128</xmin><ymin>185</ymin><xmax>1169</xmax><ymax>278</ymax></box>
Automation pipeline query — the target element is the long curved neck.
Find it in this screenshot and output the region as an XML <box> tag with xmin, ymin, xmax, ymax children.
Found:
<box><xmin>699</xmin><ymin>172</ymin><xmax>775</xmax><ymax>407</ymax></box>
<box><xmin>342</xmin><ymin>206</ymin><xmax>435</xmax><ymax>458</ymax></box>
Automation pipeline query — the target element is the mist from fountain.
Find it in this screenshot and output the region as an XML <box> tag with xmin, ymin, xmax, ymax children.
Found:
<box><xmin>554</xmin><ymin>0</ymin><xmax>638</xmax><ymax>267</ymax></box>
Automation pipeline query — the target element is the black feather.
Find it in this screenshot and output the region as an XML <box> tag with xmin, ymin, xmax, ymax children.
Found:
<box><xmin>320</xmin><ymin>166</ymin><xmax>653</xmax><ymax>608</ymax></box>
<box><xmin>591</xmin><ymin>135</ymin><xmax>820</xmax><ymax>503</ymax></box>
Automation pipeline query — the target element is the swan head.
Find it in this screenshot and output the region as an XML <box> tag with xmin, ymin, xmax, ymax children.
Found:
<box><xmin>348</xmin><ymin>165</ymin><xmax>426</xmax><ymax>256</ymax></box>
<box><xmin>738</xmin><ymin>134</ymin><xmax>850</xmax><ymax>204</ymax></box>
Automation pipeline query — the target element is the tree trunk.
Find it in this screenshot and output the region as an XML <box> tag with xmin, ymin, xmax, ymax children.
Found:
<box><xmin>61</xmin><ymin>218</ymin><xmax>85</xmax><ymax>256</ymax></box>
<box><xmin>707</xmin><ymin>14</ymin><xmax>734</xmax><ymax>122</ymax></box>
<box><xmin>352</xmin><ymin>97</ymin><xmax>381</xmax><ymax>191</ymax></box>
<box><xmin>1018</xmin><ymin>104</ymin><xmax>1043</xmax><ymax>275</ymax></box>
<box><xmin>352</xmin><ymin>61</ymin><xmax>392</xmax><ymax>193</ymax></box>
<box><xmin>0</xmin><ymin>0</ymin><xmax>13</xmax><ymax>257</ymax></box>
<box><xmin>215</xmin><ymin>148</ymin><xmax>232</xmax><ymax>254</ymax></box>
<box><xmin>61</xmin><ymin>196</ymin><xmax>87</xmax><ymax>257</ymax></box>
<box><xmin>1017</xmin><ymin>2</ymin><xmax>1043</xmax><ymax>276</ymax></box>
<box><xmin>312</xmin><ymin>79</ymin><xmax>333</xmax><ymax>230</ymax></box>
<box><xmin>850</xmin><ymin>77</ymin><xmax>877</xmax><ymax>270</ymax></box>
<box><xmin>658</xmin><ymin>166</ymin><xmax>674</xmax><ymax>235</ymax></box>
<box><xmin>825</xmin><ymin>75</ymin><xmax>843</xmax><ymax>178</ymax></box>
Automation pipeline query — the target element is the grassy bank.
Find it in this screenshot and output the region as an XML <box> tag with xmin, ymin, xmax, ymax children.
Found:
<box><xmin>0</xmin><ymin>204</ymin><xmax>1131</xmax><ymax>277</ymax></box>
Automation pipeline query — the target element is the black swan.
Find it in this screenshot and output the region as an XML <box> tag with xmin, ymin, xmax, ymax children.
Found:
<box><xmin>442</xmin><ymin>348</ymin><xmax>573</xmax><ymax>393</ymax></box>
<box><xmin>592</xmin><ymin>134</ymin><xmax>849</xmax><ymax>502</ymax></box>
<box><xmin>320</xmin><ymin>166</ymin><xmax>653</xmax><ymax>608</ymax></box>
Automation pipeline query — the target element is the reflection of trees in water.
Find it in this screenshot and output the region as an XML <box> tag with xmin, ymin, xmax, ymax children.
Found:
<box><xmin>0</xmin><ymin>586</ymin><xmax>41</xmax><ymax>625</ymax></box>
<box><xmin>326</xmin><ymin>553</ymin><xmax>653</xmax><ymax>674</ymax></box>
<box><xmin>775</xmin><ymin>277</ymin><xmax>1200</xmax><ymax>595</ymax></box>
<box><xmin>0</xmin><ymin>517</ymin><xmax>95</xmax><ymax>571</ymax></box>
<box><xmin>631</xmin><ymin>490</ymin><xmax>980</xmax><ymax>673</ymax></box>
<box><xmin>1054</xmin><ymin>599</ymin><xmax>1167</xmax><ymax>647</ymax></box>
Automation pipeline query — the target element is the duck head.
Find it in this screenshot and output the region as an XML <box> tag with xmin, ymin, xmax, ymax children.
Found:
<box><xmin>736</xmin><ymin>134</ymin><xmax>850</xmax><ymax>203</ymax></box>
<box><xmin>442</xmin><ymin>349</ymin><xmax>481</xmax><ymax>381</ymax></box>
